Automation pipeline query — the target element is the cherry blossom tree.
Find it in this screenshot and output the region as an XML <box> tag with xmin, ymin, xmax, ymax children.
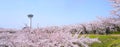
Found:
<box><xmin>0</xmin><ymin>27</ymin><xmax>101</xmax><ymax>47</ymax></box>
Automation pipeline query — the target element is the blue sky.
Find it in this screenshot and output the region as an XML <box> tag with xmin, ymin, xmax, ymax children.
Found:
<box><xmin>0</xmin><ymin>0</ymin><xmax>112</xmax><ymax>29</ymax></box>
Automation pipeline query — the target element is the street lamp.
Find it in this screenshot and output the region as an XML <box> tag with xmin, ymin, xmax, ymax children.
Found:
<box><xmin>28</xmin><ymin>14</ymin><xmax>34</xmax><ymax>29</ymax></box>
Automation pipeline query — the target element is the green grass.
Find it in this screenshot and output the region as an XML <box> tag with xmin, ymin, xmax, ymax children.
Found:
<box><xmin>87</xmin><ymin>34</ymin><xmax>120</xmax><ymax>47</ymax></box>
<box><xmin>108</xmin><ymin>39</ymin><xmax>120</xmax><ymax>47</ymax></box>
<box><xmin>110</xmin><ymin>31</ymin><xmax>120</xmax><ymax>34</ymax></box>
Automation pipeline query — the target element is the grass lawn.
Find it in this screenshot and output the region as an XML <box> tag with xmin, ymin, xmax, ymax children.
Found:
<box><xmin>87</xmin><ymin>34</ymin><xmax>120</xmax><ymax>47</ymax></box>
